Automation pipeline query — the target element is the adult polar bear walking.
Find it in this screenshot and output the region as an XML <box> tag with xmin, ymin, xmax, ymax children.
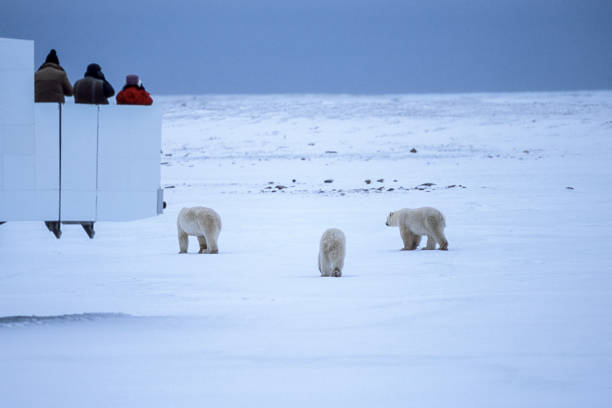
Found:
<box><xmin>177</xmin><ymin>207</ymin><xmax>222</xmax><ymax>254</ymax></box>
<box><xmin>318</xmin><ymin>228</ymin><xmax>346</xmax><ymax>277</ymax></box>
<box><xmin>386</xmin><ymin>207</ymin><xmax>448</xmax><ymax>250</ymax></box>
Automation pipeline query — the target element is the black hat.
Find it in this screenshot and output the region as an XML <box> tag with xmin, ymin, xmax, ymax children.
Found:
<box><xmin>45</xmin><ymin>49</ymin><xmax>59</xmax><ymax>65</ymax></box>
<box><xmin>85</xmin><ymin>63</ymin><xmax>105</xmax><ymax>79</ymax></box>
<box><xmin>86</xmin><ymin>63</ymin><xmax>102</xmax><ymax>74</ymax></box>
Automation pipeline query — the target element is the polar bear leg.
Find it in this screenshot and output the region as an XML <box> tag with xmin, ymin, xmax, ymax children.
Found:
<box><xmin>332</xmin><ymin>257</ymin><xmax>344</xmax><ymax>277</ymax></box>
<box><xmin>319</xmin><ymin>255</ymin><xmax>330</xmax><ymax>277</ymax></box>
<box><xmin>436</xmin><ymin>230</ymin><xmax>449</xmax><ymax>250</ymax></box>
<box><xmin>320</xmin><ymin>252</ymin><xmax>338</xmax><ymax>277</ymax></box>
<box><xmin>412</xmin><ymin>234</ymin><xmax>422</xmax><ymax>249</ymax></box>
<box><xmin>197</xmin><ymin>236</ymin><xmax>208</xmax><ymax>253</ymax></box>
<box><xmin>318</xmin><ymin>254</ymin><xmax>325</xmax><ymax>276</ymax></box>
<box><xmin>178</xmin><ymin>228</ymin><xmax>189</xmax><ymax>254</ymax></box>
<box><xmin>426</xmin><ymin>215</ymin><xmax>448</xmax><ymax>250</ymax></box>
<box><xmin>400</xmin><ymin>225</ymin><xmax>417</xmax><ymax>250</ymax></box>
<box><xmin>424</xmin><ymin>235</ymin><xmax>436</xmax><ymax>250</ymax></box>
<box><xmin>205</xmin><ymin>231</ymin><xmax>219</xmax><ymax>254</ymax></box>
<box><xmin>319</xmin><ymin>257</ymin><xmax>328</xmax><ymax>276</ymax></box>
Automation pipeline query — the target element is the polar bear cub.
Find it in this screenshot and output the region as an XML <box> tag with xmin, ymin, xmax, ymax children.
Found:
<box><xmin>177</xmin><ymin>207</ymin><xmax>222</xmax><ymax>254</ymax></box>
<box><xmin>318</xmin><ymin>228</ymin><xmax>346</xmax><ymax>277</ymax></box>
<box><xmin>386</xmin><ymin>207</ymin><xmax>448</xmax><ymax>250</ymax></box>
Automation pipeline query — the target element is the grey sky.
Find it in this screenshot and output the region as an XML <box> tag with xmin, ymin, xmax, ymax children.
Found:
<box><xmin>2</xmin><ymin>0</ymin><xmax>611</xmax><ymax>94</ymax></box>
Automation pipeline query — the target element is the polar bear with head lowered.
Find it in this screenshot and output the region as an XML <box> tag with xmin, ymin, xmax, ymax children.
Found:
<box><xmin>386</xmin><ymin>207</ymin><xmax>448</xmax><ymax>250</ymax></box>
<box><xmin>318</xmin><ymin>228</ymin><xmax>346</xmax><ymax>277</ymax></box>
<box><xmin>177</xmin><ymin>207</ymin><xmax>222</xmax><ymax>254</ymax></box>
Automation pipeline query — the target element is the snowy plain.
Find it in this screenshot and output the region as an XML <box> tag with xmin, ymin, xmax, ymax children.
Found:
<box><xmin>1</xmin><ymin>92</ymin><xmax>612</xmax><ymax>407</ymax></box>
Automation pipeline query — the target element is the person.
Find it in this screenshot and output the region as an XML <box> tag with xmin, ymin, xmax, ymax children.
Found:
<box><xmin>116</xmin><ymin>74</ymin><xmax>153</xmax><ymax>105</ymax></box>
<box><xmin>73</xmin><ymin>63</ymin><xmax>115</xmax><ymax>104</ymax></box>
<box><xmin>35</xmin><ymin>50</ymin><xmax>74</xmax><ymax>237</ymax></box>
<box><xmin>34</xmin><ymin>49</ymin><xmax>73</xmax><ymax>103</ymax></box>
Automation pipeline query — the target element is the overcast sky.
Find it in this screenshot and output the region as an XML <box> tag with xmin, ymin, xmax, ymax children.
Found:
<box><xmin>2</xmin><ymin>0</ymin><xmax>611</xmax><ymax>94</ymax></box>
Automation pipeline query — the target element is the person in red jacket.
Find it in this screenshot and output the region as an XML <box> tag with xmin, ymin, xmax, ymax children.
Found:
<box><xmin>116</xmin><ymin>74</ymin><xmax>153</xmax><ymax>105</ymax></box>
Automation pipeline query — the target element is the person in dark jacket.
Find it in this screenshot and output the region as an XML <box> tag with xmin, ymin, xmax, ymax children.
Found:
<box><xmin>34</xmin><ymin>49</ymin><xmax>73</xmax><ymax>103</ymax></box>
<box><xmin>73</xmin><ymin>63</ymin><xmax>115</xmax><ymax>104</ymax></box>
<box><xmin>116</xmin><ymin>74</ymin><xmax>153</xmax><ymax>105</ymax></box>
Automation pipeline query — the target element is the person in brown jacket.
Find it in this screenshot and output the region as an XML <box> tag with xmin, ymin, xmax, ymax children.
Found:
<box><xmin>73</xmin><ymin>63</ymin><xmax>115</xmax><ymax>104</ymax></box>
<box><xmin>34</xmin><ymin>49</ymin><xmax>73</xmax><ymax>103</ymax></box>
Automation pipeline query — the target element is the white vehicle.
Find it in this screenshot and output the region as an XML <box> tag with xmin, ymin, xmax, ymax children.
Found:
<box><xmin>0</xmin><ymin>38</ymin><xmax>163</xmax><ymax>238</ymax></box>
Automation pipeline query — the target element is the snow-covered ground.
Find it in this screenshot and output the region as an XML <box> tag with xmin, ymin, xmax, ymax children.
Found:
<box><xmin>2</xmin><ymin>92</ymin><xmax>612</xmax><ymax>407</ymax></box>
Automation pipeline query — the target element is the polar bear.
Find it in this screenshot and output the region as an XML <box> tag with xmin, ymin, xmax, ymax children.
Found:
<box><xmin>318</xmin><ymin>228</ymin><xmax>346</xmax><ymax>277</ymax></box>
<box><xmin>177</xmin><ymin>207</ymin><xmax>222</xmax><ymax>254</ymax></box>
<box><xmin>386</xmin><ymin>207</ymin><xmax>448</xmax><ymax>250</ymax></box>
